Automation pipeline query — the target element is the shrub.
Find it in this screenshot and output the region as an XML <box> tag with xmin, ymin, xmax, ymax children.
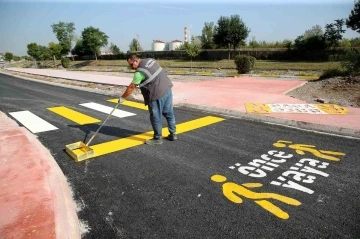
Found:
<box><xmin>341</xmin><ymin>49</ymin><xmax>360</xmax><ymax>76</ymax></box>
<box><xmin>61</xmin><ymin>57</ymin><xmax>71</xmax><ymax>68</ymax></box>
<box><xmin>234</xmin><ymin>55</ymin><xmax>256</xmax><ymax>74</ymax></box>
<box><xmin>319</xmin><ymin>68</ymin><xmax>347</xmax><ymax>80</ymax></box>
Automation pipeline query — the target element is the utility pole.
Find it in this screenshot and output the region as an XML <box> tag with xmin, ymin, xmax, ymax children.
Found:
<box><xmin>136</xmin><ymin>34</ymin><xmax>140</xmax><ymax>51</ymax></box>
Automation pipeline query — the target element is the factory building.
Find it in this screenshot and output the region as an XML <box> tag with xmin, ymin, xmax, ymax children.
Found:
<box><xmin>152</xmin><ymin>39</ymin><xmax>184</xmax><ymax>51</ymax></box>
<box><xmin>152</xmin><ymin>40</ymin><xmax>166</xmax><ymax>51</ymax></box>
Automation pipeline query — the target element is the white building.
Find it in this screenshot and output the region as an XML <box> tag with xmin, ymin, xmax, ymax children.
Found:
<box><xmin>169</xmin><ymin>40</ymin><xmax>183</xmax><ymax>50</ymax></box>
<box><xmin>152</xmin><ymin>40</ymin><xmax>166</xmax><ymax>51</ymax></box>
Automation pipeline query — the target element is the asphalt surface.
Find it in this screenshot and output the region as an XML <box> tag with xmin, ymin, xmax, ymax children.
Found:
<box><xmin>1</xmin><ymin>73</ymin><xmax>360</xmax><ymax>238</ymax></box>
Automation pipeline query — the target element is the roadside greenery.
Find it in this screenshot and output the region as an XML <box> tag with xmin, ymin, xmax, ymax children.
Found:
<box><xmin>234</xmin><ymin>55</ymin><xmax>255</xmax><ymax>73</ymax></box>
<box><xmin>61</xmin><ymin>58</ymin><xmax>71</xmax><ymax>68</ymax></box>
<box><xmin>4</xmin><ymin>52</ymin><xmax>13</xmax><ymax>62</ymax></box>
<box><xmin>3</xmin><ymin>0</ymin><xmax>358</xmax><ymax>79</ymax></box>
<box><xmin>183</xmin><ymin>37</ymin><xmax>201</xmax><ymax>69</ymax></box>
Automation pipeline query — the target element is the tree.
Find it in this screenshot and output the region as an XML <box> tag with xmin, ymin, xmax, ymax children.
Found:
<box><xmin>129</xmin><ymin>38</ymin><xmax>142</xmax><ymax>52</ymax></box>
<box><xmin>200</xmin><ymin>22</ymin><xmax>216</xmax><ymax>49</ymax></box>
<box><xmin>81</xmin><ymin>26</ymin><xmax>109</xmax><ymax>60</ymax></box>
<box><xmin>293</xmin><ymin>35</ymin><xmax>326</xmax><ymax>51</ymax></box>
<box><xmin>71</xmin><ymin>39</ymin><xmax>93</xmax><ymax>56</ymax></box>
<box><xmin>248</xmin><ymin>36</ymin><xmax>260</xmax><ymax>48</ymax></box>
<box><xmin>303</xmin><ymin>25</ymin><xmax>324</xmax><ymax>39</ymax></box>
<box><xmin>213</xmin><ymin>15</ymin><xmax>250</xmax><ymax>59</ymax></box>
<box><xmin>228</xmin><ymin>15</ymin><xmax>250</xmax><ymax>55</ymax></box>
<box><xmin>350</xmin><ymin>37</ymin><xmax>360</xmax><ymax>47</ymax></box>
<box><xmin>213</xmin><ymin>16</ymin><xmax>231</xmax><ymax>53</ymax></box>
<box><xmin>51</xmin><ymin>21</ymin><xmax>76</xmax><ymax>56</ymax></box>
<box><xmin>339</xmin><ymin>38</ymin><xmax>352</xmax><ymax>48</ymax></box>
<box><xmin>324</xmin><ymin>19</ymin><xmax>346</xmax><ymax>49</ymax></box>
<box><xmin>346</xmin><ymin>0</ymin><xmax>360</xmax><ymax>33</ymax></box>
<box><xmin>38</xmin><ymin>46</ymin><xmax>52</xmax><ymax>61</ymax></box>
<box><xmin>48</xmin><ymin>42</ymin><xmax>62</xmax><ymax>67</ymax></box>
<box><xmin>4</xmin><ymin>52</ymin><xmax>13</xmax><ymax>62</ymax></box>
<box><xmin>109</xmin><ymin>43</ymin><xmax>121</xmax><ymax>54</ymax></box>
<box><xmin>184</xmin><ymin>37</ymin><xmax>201</xmax><ymax>70</ymax></box>
<box><xmin>13</xmin><ymin>56</ymin><xmax>21</xmax><ymax>61</ymax></box>
<box><xmin>27</xmin><ymin>43</ymin><xmax>42</xmax><ymax>61</ymax></box>
<box><xmin>283</xmin><ymin>39</ymin><xmax>293</xmax><ymax>50</ymax></box>
<box><xmin>22</xmin><ymin>56</ymin><xmax>32</xmax><ymax>61</ymax></box>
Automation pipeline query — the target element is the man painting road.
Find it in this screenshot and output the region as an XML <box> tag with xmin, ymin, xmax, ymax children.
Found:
<box><xmin>119</xmin><ymin>54</ymin><xmax>177</xmax><ymax>145</ymax></box>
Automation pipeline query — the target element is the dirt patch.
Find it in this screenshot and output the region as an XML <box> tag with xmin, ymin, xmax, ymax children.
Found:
<box><xmin>286</xmin><ymin>76</ymin><xmax>360</xmax><ymax>107</ymax></box>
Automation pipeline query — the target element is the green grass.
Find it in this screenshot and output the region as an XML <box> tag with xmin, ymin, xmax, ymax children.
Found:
<box><xmin>66</xmin><ymin>59</ymin><xmax>341</xmax><ymax>71</ymax></box>
<box><xmin>11</xmin><ymin>59</ymin><xmax>343</xmax><ymax>77</ymax></box>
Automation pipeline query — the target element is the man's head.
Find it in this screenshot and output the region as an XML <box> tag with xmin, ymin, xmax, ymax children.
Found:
<box><xmin>127</xmin><ymin>54</ymin><xmax>140</xmax><ymax>69</ymax></box>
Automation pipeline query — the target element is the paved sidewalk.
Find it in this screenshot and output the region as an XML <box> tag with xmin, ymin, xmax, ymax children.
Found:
<box><xmin>7</xmin><ymin>67</ymin><xmax>360</xmax><ymax>138</ymax></box>
<box><xmin>0</xmin><ymin>111</ymin><xmax>80</xmax><ymax>239</ymax></box>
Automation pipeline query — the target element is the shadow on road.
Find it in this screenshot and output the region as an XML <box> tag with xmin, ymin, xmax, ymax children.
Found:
<box><xmin>68</xmin><ymin>124</ymin><xmax>149</xmax><ymax>143</ymax></box>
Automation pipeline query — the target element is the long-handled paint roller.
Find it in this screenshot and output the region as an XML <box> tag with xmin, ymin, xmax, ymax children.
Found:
<box><xmin>65</xmin><ymin>103</ymin><xmax>120</xmax><ymax>162</ymax></box>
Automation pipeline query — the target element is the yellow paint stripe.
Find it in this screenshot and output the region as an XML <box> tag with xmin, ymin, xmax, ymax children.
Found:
<box><xmin>297</xmin><ymin>76</ymin><xmax>319</xmax><ymax>80</ymax></box>
<box><xmin>71</xmin><ymin>116</ymin><xmax>225</xmax><ymax>159</ymax></box>
<box><xmin>107</xmin><ymin>99</ymin><xmax>148</xmax><ymax>110</ymax></box>
<box><xmin>198</xmin><ymin>72</ymin><xmax>213</xmax><ymax>75</ymax></box>
<box><xmin>48</xmin><ymin>106</ymin><xmax>101</xmax><ymax>125</ymax></box>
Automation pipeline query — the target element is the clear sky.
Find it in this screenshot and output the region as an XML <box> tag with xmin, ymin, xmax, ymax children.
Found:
<box><xmin>0</xmin><ymin>0</ymin><xmax>358</xmax><ymax>56</ymax></box>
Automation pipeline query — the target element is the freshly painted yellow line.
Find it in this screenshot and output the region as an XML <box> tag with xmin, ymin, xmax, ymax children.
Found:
<box><xmin>48</xmin><ymin>106</ymin><xmax>101</xmax><ymax>125</ymax></box>
<box><xmin>107</xmin><ymin>99</ymin><xmax>148</xmax><ymax>110</ymax></box>
<box><xmin>70</xmin><ymin>116</ymin><xmax>225</xmax><ymax>159</ymax></box>
<box><xmin>297</xmin><ymin>76</ymin><xmax>319</xmax><ymax>80</ymax></box>
<box><xmin>198</xmin><ymin>72</ymin><xmax>213</xmax><ymax>76</ymax></box>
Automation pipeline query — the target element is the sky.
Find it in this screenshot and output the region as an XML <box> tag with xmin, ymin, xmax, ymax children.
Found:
<box><xmin>0</xmin><ymin>0</ymin><xmax>359</xmax><ymax>56</ymax></box>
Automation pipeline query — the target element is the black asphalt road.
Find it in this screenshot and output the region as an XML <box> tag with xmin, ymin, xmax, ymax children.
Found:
<box><xmin>1</xmin><ymin>73</ymin><xmax>360</xmax><ymax>238</ymax></box>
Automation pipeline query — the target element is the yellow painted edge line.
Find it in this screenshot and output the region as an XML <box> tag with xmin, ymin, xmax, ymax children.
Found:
<box><xmin>227</xmin><ymin>73</ymin><xmax>243</xmax><ymax>77</ymax></box>
<box><xmin>297</xmin><ymin>76</ymin><xmax>319</xmax><ymax>80</ymax></box>
<box><xmin>48</xmin><ymin>106</ymin><xmax>101</xmax><ymax>125</ymax></box>
<box><xmin>107</xmin><ymin>99</ymin><xmax>148</xmax><ymax>110</ymax></box>
<box><xmin>71</xmin><ymin>116</ymin><xmax>225</xmax><ymax>159</ymax></box>
<box><xmin>171</xmin><ymin>71</ymin><xmax>186</xmax><ymax>74</ymax></box>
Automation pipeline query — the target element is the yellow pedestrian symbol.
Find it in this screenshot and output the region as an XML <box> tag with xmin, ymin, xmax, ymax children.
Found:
<box><xmin>211</xmin><ymin>174</ymin><xmax>301</xmax><ymax>220</ymax></box>
<box><xmin>273</xmin><ymin>140</ymin><xmax>346</xmax><ymax>162</ymax></box>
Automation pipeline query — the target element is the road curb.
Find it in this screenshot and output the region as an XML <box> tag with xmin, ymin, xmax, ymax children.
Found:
<box><xmin>0</xmin><ymin>111</ymin><xmax>81</xmax><ymax>239</ymax></box>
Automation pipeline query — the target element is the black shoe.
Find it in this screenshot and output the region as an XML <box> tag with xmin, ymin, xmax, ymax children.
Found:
<box><xmin>145</xmin><ymin>138</ymin><xmax>163</xmax><ymax>145</ymax></box>
<box><xmin>167</xmin><ymin>133</ymin><xmax>177</xmax><ymax>141</ymax></box>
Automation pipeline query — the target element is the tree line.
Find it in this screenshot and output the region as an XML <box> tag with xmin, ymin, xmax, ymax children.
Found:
<box><xmin>3</xmin><ymin>0</ymin><xmax>358</xmax><ymax>64</ymax></box>
<box><xmin>194</xmin><ymin>1</ymin><xmax>359</xmax><ymax>58</ymax></box>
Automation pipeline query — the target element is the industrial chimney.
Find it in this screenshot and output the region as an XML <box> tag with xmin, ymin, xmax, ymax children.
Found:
<box><xmin>184</xmin><ymin>27</ymin><xmax>188</xmax><ymax>43</ymax></box>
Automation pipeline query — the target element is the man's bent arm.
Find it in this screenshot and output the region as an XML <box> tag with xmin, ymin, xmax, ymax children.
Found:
<box><xmin>121</xmin><ymin>83</ymin><xmax>137</xmax><ymax>99</ymax></box>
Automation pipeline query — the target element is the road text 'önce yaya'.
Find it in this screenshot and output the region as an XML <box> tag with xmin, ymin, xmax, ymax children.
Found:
<box><xmin>211</xmin><ymin>140</ymin><xmax>346</xmax><ymax>220</ymax></box>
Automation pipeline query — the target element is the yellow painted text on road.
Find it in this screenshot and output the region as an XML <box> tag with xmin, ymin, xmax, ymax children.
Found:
<box><xmin>107</xmin><ymin>99</ymin><xmax>148</xmax><ymax>110</ymax></box>
<box><xmin>48</xmin><ymin>106</ymin><xmax>101</xmax><ymax>125</ymax></box>
<box><xmin>211</xmin><ymin>174</ymin><xmax>301</xmax><ymax>220</ymax></box>
<box><xmin>71</xmin><ymin>116</ymin><xmax>225</xmax><ymax>159</ymax></box>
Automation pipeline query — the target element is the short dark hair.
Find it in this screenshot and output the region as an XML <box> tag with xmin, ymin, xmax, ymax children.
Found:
<box><xmin>126</xmin><ymin>53</ymin><xmax>139</xmax><ymax>61</ymax></box>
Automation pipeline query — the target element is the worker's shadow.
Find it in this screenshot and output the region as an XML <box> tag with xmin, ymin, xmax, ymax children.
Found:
<box><xmin>68</xmin><ymin>124</ymin><xmax>152</xmax><ymax>144</ymax></box>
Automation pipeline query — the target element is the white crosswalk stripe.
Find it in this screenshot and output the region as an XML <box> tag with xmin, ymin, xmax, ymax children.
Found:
<box><xmin>8</xmin><ymin>102</ymin><xmax>137</xmax><ymax>134</ymax></box>
<box><xmin>79</xmin><ymin>102</ymin><xmax>136</xmax><ymax>118</ymax></box>
<box><xmin>9</xmin><ymin>110</ymin><xmax>58</xmax><ymax>133</ymax></box>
